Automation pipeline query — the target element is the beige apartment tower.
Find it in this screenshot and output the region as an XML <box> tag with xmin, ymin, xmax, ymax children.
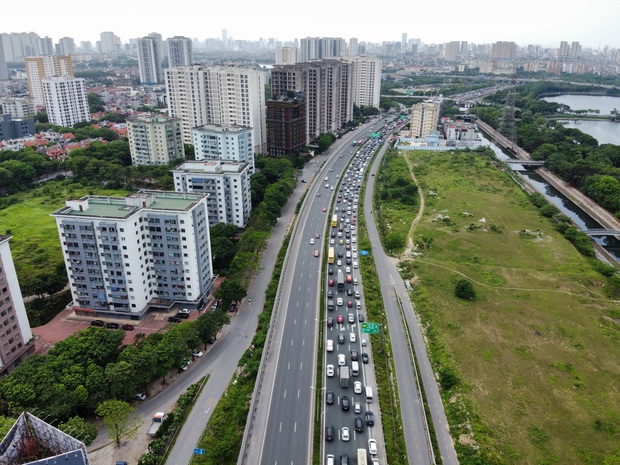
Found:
<box><xmin>127</xmin><ymin>114</ymin><xmax>185</xmax><ymax>166</ymax></box>
<box><xmin>410</xmin><ymin>100</ymin><xmax>441</xmax><ymax>138</ymax></box>
<box><xmin>25</xmin><ymin>55</ymin><xmax>74</xmax><ymax>106</ymax></box>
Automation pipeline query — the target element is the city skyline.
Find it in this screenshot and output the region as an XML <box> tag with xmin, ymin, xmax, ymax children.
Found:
<box><xmin>3</xmin><ymin>0</ymin><xmax>620</xmax><ymax>50</ymax></box>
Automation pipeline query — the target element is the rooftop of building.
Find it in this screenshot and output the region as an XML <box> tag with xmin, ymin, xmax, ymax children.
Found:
<box><xmin>173</xmin><ymin>160</ymin><xmax>249</xmax><ymax>174</ymax></box>
<box><xmin>52</xmin><ymin>190</ymin><xmax>206</xmax><ymax>219</ymax></box>
<box><xmin>193</xmin><ymin>123</ymin><xmax>252</xmax><ymax>133</ymax></box>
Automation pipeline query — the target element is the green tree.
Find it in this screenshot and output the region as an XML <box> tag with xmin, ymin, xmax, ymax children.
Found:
<box><xmin>58</xmin><ymin>415</ymin><xmax>98</xmax><ymax>445</ymax></box>
<box><xmin>216</xmin><ymin>279</ymin><xmax>247</xmax><ymax>306</ymax></box>
<box><xmin>96</xmin><ymin>400</ymin><xmax>142</xmax><ymax>447</ymax></box>
<box><xmin>454</xmin><ymin>278</ymin><xmax>476</xmax><ymax>300</ymax></box>
<box><xmin>87</xmin><ymin>92</ymin><xmax>105</xmax><ymax>113</ymax></box>
<box><xmin>385</xmin><ymin>232</ymin><xmax>405</xmax><ymax>250</ymax></box>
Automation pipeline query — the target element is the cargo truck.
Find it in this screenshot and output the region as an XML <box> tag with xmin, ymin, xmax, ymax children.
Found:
<box><xmin>337</xmin><ymin>271</ymin><xmax>345</xmax><ymax>289</ymax></box>
<box><xmin>340</xmin><ymin>366</ymin><xmax>350</xmax><ymax>388</ymax></box>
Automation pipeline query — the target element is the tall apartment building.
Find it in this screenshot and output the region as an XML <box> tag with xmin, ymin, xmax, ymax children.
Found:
<box><xmin>0</xmin><ymin>36</ymin><xmax>8</xmax><ymax>81</ymax></box>
<box><xmin>57</xmin><ymin>37</ymin><xmax>76</xmax><ymax>56</ymax></box>
<box><xmin>100</xmin><ymin>31</ymin><xmax>121</xmax><ymax>55</ymax></box>
<box><xmin>344</xmin><ymin>56</ymin><xmax>382</xmax><ymax>109</ymax></box>
<box><xmin>559</xmin><ymin>41</ymin><xmax>570</xmax><ymax>57</ymax></box>
<box><xmin>0</xmin><ymin>32</ymin><xmax>48</xmax><ymax>62</ymax></box>
<box><xmin>138</xmin><ymin>35</ymin><xmax>164</xmax><ymax>84</ymax></box>
<box><xmin>0</xmin><ymin>236</ymin><xmax>34</xmax><ymax>376</ymax></box>
<box><xmin>570</xmin><ymin>41</ymin><xmax>582</xmax><ymax>57</ymax></box>
<box><xmin>271</xmin><ymin>59</ymin><xmax>353</xmax><ymax>143</ymax></box>
<box><xmin>168</xmin><ymin>36</ymin><xmax>193</xmax><ymax>67</ymax></box>
<box><xmin>192</xmin><ymin>124</ymin><xmax>254</xmax><ymax>171</ymax></box>
<box><xmin>410</xmin><ymin>100</ymin><xmax>441</xmax><ymax>138</ymax></box>
<box><xmin>127</xmin><ymin>114</ymin><xmax>185</xmax><ymax>166</ymax></box>
<box><xmin>401</xmin><ymin>33</ymin><xmax>408</xmax><ymax>53</ymax></box>
<box><xmin>173</xmin><ymin>160</ymin><xmax>253</xmax><ymax>227</ymax></box>
<box><xmin>25</xmin><ymin>55</ymin><xmax>74</xmax><ymax>106</ymax></box>
<box><xmin>299</xmin><ymin>37</ymin><xmax>346</xmax><ymax>62</ymax></box>
<box><xmin>266</xmin><ymin>92</ymin><xmax>307</xmax><ymax>156</ymax></box>
<box><xmin>276</xmin><ymin>47</ymin><xmax>299</xmax><ymax>65</ymax></box>
<box><xmin>165</xmin><ymin>65</ymin><xmax>267</xmax><ymax>152</ymax></box>
<box><xmin>42</xmin><ymin>76</ymin><xmax>90</xmax><ymax>127</ymax></box>
<box><xmin>443</xmin><ymin>41</ymin><xmax>460</xmax><ymax>61</ymax></box>
<box><xmin>491</xmin><ymin>41</ymin><xmax>517</xmax><ymax>60</ymax></box>
<box><xmin>348</xmin><ymin>38</ymin><xmax>359</xmax><ymax>56</ymax></box>
<box><xmin>0</xmin><ymin>97</ymin><xmax>35</xmax><ymax>117</ymax></box>
<box><xmin>52</xmin><ymin>190</ymin><xmax>214</xmax><ymax>319</ymax></box>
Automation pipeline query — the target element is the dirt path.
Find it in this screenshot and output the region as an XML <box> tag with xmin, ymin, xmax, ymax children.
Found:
<box><xmin>402</xmin><ymin>153</ymin><xmax>426</xmax><ymax>257</ymax></box>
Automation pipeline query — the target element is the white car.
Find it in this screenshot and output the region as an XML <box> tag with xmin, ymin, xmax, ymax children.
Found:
<box><xmin>337</xmin><ymin>297</ymin><xmax>343</xmax><ymax>306</ymax></box>
<box><xmin>310</xmin><ymin>238</ymin><xmax>315</xmax><ymax>245</ymax></box>
<box><xmin>349</xmin><ymin>332</ymin><xmax>356</xmax><ymax>343</ymax></box>
<box><xmin>345</xmin><ymin>266</ymin><xmax>351</xmax><ymax>273</ymax></box>
<box><xmin>133</xmin><ymin>393</ymin><xmax>147</xmax><ymax>401</ymax></box>
<box><xmin>354</xmin><ymin>381</ymin><xmax>362</xmax><ymax>394</ymax></box>
<box><xmin>354</xmin><ymin>402</ymin><xmax>362</xmax><ymax>414</ymax></box>
<box><xmin>353</xmin><ymin>261</ymin><xmax>358</xmax><ymax>269</ymax></box>
<box><xmin>341</xmin><ymin>427</ymin><xmax>350</xmax><ymax>442</ymax></box>
<box><xmin>327</xmin><ymin>339</ymin><xmax>334</xmax><ymax>352</ymax></box>
<box><xmin>338</xmin><ymin>354</ymin><xmax>346</xmax><ymax>366</ymax></box>
<box><xmin>191</xmin><ymin>349</ymin><xmax>203</xmax><ymax>358</ymax></box>
<box><xmin>368</xmin><ymin>438</ymin><xmax>378</xmax><ymax>455</ymax></box>
<box><xmin>327</xmin><ymin>364</ymin><xmax>335</xmax><ymax>377</ymax></box>
<box><xmin>330</xmin><ymin>239</ymin><xmax>335</xmax><ymax>245</ymax></box>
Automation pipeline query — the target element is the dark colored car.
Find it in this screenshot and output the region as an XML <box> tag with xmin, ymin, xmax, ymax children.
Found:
<box><xmin>358</xmin><ymin>313</ymin><xmax>365</xmax><ymax>322</ymax></box>
<box><xmin>354</xmin><ymin>416</ymin><xmax>364</xmax><ymax>432</ymax></box>
<box><xmin>229</xmin><ymin>303</ymin><xmax>237</xmax><ymax>312</ymax></box>
<box><xmin>338</xmin><ymin>334</ymin><xmax>345</xmax><ymax>344</ymax></box>
<box><xmin>121</xmin><ymin>324</ymin><xmax>135</xmax><ymax>331</ymax></box>
<box><xmin>178</xmin><ymin>312</ymin><xmax>190</xmax><ymax>319</ymax></box>
<box><xmin>346</xmin><ymin>288</ymin><xmax>353</xmax><ymax>296</ymax></box>
<box><xmin>341</xmin><ymin>395</ymin><xmax>350</xmax><ymax>411</ymax></box>
<box><xmin>326</xmin><ymin>424</ymin><xmax>334</xmax><ymax>441</ymax></box>
<box><xmin>361</xmin><ymin>352</ymin><xmax>369</xmax><ymax>364</ymax></box>
<box><xmin>365</xmin><ymin>410</ymin><xmax>375</xmax><ymax>426</ymax></box>
<box><xmin>90</xmin><ymin>320</ymin><xmax>104</xmax><ymax>327</ymax></box>
<box><xmin>168</xmin><ymin>316</ymin><xmax>182</xmax><ymax>323</ymax></box>
<box><xmin>105</xmin><ymin>322</ymin><xmax>120</xmax><ymax>329</ymax></box>
<box><xmin>326</xmin><ymin>390</ymin><xmax>334</xmax><ymax>405</ymax></box>
<box><xmin>350</xmin><ymin>349</ymin><xmax>358</xmax><ymax>361</ymax></box>
<box><xmin>328</xmin><ymin>267</ymin><xmax>334</xmax><ymax>275</ymax></box>
<box><xmin>327</xmin><ymin>290</ymin><xmax>334</xmax><ymax>298</ymax></box>
<box><xmin>327</xmin><ymin>317</ymin><xmax>334</xmax><ymax>328</ymax></box>
<box><xmin>340</xmin><ymin>453</ymin><xmax>349</xmax><ymax>465</ymax></box>
<box><xmin>337</xmin><ymin>251</ymin><xmax>343</xmax><ymax>258</ymax></box>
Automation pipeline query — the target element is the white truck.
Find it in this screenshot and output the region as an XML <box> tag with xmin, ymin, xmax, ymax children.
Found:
<box><xmin>146</xmin><ymin>412</ymin><xmax>166</xmax><ymax>437</ymax></box>
<box><xmin>340</xmin><ymin>366</ymin><xmax>350</xmax><ymax>388</ymax></box>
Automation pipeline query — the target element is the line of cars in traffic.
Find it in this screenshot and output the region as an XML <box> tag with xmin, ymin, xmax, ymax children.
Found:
<box><xmin>323</xmin><ymin>138</ymin><xmax>384</xmax><ymax>465</ymax></box>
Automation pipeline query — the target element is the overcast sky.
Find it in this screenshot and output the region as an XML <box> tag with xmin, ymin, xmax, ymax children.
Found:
<box><xmin>3</xmin><ymin>0</ymin><xmax>620</xmax><ymax>50</ymax></box>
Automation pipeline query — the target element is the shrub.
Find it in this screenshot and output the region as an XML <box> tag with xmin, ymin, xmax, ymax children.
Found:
<box><xmin>455</xmin><ymin>279</ymin><xmax>476</xmax><ymax>300</ymax></box>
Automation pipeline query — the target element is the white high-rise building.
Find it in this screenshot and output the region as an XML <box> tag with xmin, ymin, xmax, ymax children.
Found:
<box><xmin>0</xmin><ymin>236</ymin><xmax>34</xmax><ymax>375</ymax></box>
<box><xmin>192</xmin><ymin>124</ymin><xmax>254</xmax><ymax>172</ymax></box>
<box><xmin>276</xmin><ymin>47</ymin><xmax>298</xmax><ymax>65</ymax></box>
<box><xmin>348</xmin><ymin>38</ymin><xmax>359</xmax><ymax>56</ymax></box>
<box><xmin>42</xmin><ymin>76</ymin><xmax>90</xmax><ymax>127</ymax></box>
<box><xmin>167</xmin><ymin>36</ymin><xmax>193</xmax><ymax>67</ymax></box>
<box><xmin>127</xmin><ymin>114</ymin><xmax>185</xmax><ymax>166</ymax></box>
<box><xmin>138</xmin><ymin>35</ymin><xmax>164</xmax><ymax>84</ymax></box>
<box><xmin>100</xmin><ymin>31</ymin><xmax>121</xmax><ymax>55</ymax></box>
<box><xmin>57</xmin><ymin>37</ymin><xmax>76</xmax><ymax>56</ymax></box>
<box><xmin>165</xmin><ymin>65</ymin><xmax>267</xmax><ymax>153</ymax></box>
<box><xmin>343</xmin><ymin>56</ymin><xmax>382</xmax><ymax>109</ymax></box>
<box><xmin>173</xmin><ymin>160</ymin><xmax>252</xmax><ymax>227</ymax></box>
<box><xmin>299</xmin><ymin>37</ymin><xmax>346</xmax><ymax>62</ymax></box>
<box><xmin>0</xmin><ymin>36</ymin><xmax>9</xmax><ymax>81</ymax></box>
<box><xmin>25</xmin><ymin>55</ymin><xmax>74</xmax><ymax>106</ymax></box>
<box><xmin>52</xmin><ymin>190</ymin><xmax>214</xmax><ymax>318</ymax></box>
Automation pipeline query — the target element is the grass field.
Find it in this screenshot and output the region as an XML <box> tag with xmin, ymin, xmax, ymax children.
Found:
<box><xmin>385</xmin><ymin>151</ymin><xmax>620</xmax><ymax>464</ymax></box>
<box><xmin>0</xmin><ymin>181</ymin><xmax>131</xmax><ymax>289</ymax></box>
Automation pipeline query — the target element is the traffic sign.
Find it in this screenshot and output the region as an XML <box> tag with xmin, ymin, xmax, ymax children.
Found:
<box><xmin>194</xmin><ymin>448</ymin><xmax>205</xmax><ymax>455</ymax></box>
<box><xmin>359</xmin><ymin>250</ymin><xmax>369</xmax><ymax>256</ymax></box>
<box><xmin>361</xmin><ymin>322</ymin><xmax>380</xmax><ymax>334</ymax></box>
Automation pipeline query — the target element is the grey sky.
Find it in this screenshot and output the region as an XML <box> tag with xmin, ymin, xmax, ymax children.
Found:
<box><xmin>3</xmin><ymin>0</ymin><xmax>619</xmax><ymax>49</ymax></box>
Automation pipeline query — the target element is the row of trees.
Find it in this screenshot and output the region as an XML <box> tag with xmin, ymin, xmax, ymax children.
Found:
<box><xmin>0</xmin><ymin>309</ymin><xmax>229</xmax><ymax>422</ymax></box>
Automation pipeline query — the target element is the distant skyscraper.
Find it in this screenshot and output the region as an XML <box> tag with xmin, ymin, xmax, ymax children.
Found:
<box><xmin>275</xmin><ymin>47</ymin><xmax>298</xmax><ymax>65</ymax></box>
<box><xmin>299</xmin><ymin>37</ymin><xmax>346</xmax><ymax>62</ymax></box>
<box><xmin>222</xmin><ymin>29</ymin><xmax>228</xmax><ymax>47</ymax></box>
<box><xmin>25</xmin><ymin>55</ymin><xmax>74</xmax><ymax>106</ymax></box>
<box><xmin>491</xmin><ymin>41</ymin><xmax>517</xmax><ymax>59</ymax></box>
<box><xmin>559</xmin><ymin>41</ymin><xmax>570</xmax><ymax>57</ymax></box>
<box><xmin>100</xmin><ymin>31</ymin><xmax>121</xmax><ymax>55</ymax></box>
<box><xmin>43</xmin><ymin>76</ymin><xmax>90</xmax><ymax>127</ymax></box>
<box><xmin>0</xmin><ymin>236</ymin><xmax>34</xmax><ymax>376</ymax></box>
<box><xmin>401</xmin><ymin>33</ymin><xmax>408</xmax><ymax>53</ymax></box>
<box><xmin>443</xmin><ymin>41</ymin><xmax>460</xmax><ymax>61</ymax></box>
<box><xmin>570</xmin><ymin>41</ymin><xmax>581</xmax><ymax>57</ymax></box>
<box><xmin>0</xmin><ymin>35</ymin><xmax>8</xmax><ymax>81</ymax></box>
<box><xmin>349</xmin><ymin>38</ymin><xmax>359</xmax><ymax>56</ymax></box>
<box><xmin>167</xmin><ymin>36</ymin><xmax>193</xmax><ymax>67</ymax></box>
<box><xmin>138</xmin><ymin>35</ymin><xmax>164</xmax><ymax>84</ymax></box>
<box><xmin>57</xmin><ymin>37</ymin><xmax>75</xmax><ymax>56</ymax></box>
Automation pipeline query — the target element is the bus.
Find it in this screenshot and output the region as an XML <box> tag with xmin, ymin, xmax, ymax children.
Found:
<box><xmin>357</xmin><ymin>448</ymin><xmax>367</xmax><ymax>465</ymax></box>
<box><xmin>328</xmin><ymin>247</ymin><xmax>335</xmax><ymax>264</ymax></box>
<box><xmin>331</xmin><ymin>214</ymin><xmax>338</xmax><ymax>227</ymax></box>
